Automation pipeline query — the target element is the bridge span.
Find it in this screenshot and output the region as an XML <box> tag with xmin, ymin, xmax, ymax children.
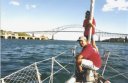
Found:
<box><xmin>1</xmin><ymin>25</ymin><xmax>128</xmax><ymax>41</ymax></box>
<box><xmin>23</xmin><ymin>25</ymin><xmax>128</xmax><ymax>41</ymax></box>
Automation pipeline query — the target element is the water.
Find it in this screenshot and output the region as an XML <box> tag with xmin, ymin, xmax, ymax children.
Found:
<box><xmin>1</xmin><ymin>39</ymin><xmax>128</xmax><ymax>83</ymax></box>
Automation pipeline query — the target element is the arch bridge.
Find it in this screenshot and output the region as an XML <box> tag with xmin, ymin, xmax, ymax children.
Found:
<box><xmin>1</xmin><ymin>24</ymin><xmax>128</xmax><ymax>41</ymax></box>
<box><xmin>25</xmin><ymin>24</ymin><xmax>128</xmax><ymax>41</ymax></box>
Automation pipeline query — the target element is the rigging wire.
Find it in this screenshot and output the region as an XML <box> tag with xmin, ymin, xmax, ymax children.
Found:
<box><xmin>107</xmin><ymin>65</ymin><xmax>128</xmax><ymax>80</ymax></box>
<box><xmin>107</xmin><ymin>72</ymin><xmax>128</xmax><ymax>79</ymax></box>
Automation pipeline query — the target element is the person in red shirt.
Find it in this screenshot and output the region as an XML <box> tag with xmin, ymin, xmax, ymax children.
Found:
<box><xmin>76</xmin><ymin>36</ymin><xmax>102</xmax><ymax>73</ymax></box>
<box><xmin>66</xmin><ymin>36</ymin><xmax>111</xmax><ymax>83</ymax></box>
<box><xmin>83</xmin><ymin>11</ymin><xmax>98</xmax><ymax>51</ymax></box>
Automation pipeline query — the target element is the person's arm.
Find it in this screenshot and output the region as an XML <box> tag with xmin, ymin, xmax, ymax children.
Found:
<box><xmin>88</xmin><ymin>23</ymin><xmax>95</xmax><ymax>29</ymax></box>
<box><xmin>92</xmin><ymin>18</ymin><xmax>96</xmax><ymax>28</ymax></box>
<box><xmin>88</xmin><ymin>18</ymin><xmax>96</xmax><ymax>29</ymax></box>
<box><xmin>83</xmin><ymin>19</ymin><xmax>88</xmax><ymax>28</ymax></box>
<box><xmin>76</xmin><ymin>54</ymin><xmax>84</xmax><ymax>72</ymax></box>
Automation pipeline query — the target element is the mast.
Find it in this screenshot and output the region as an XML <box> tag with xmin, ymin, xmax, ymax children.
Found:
<box><xmin>88</xmin><ymin>0</ymin><xmax>95</xmax><ymax>44</ymax></box>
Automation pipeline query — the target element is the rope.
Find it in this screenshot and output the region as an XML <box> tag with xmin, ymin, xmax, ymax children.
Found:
<box><xmin>107</xmin><ymin>72</ymin><xmax>128</xmax><ymax>79</ymax></box>
<box><xmin>36</xmin><ymin>48</ymin><xmax>72</xmax><ymax>65</ymax></box>
<box><xmin>42</xmin><ymin>65</ymin><xmax>69</xmax><ymax>82</ymax></box>
<box><xmin>54</xmin><ymin>51</ymin><xmax>68</xmax><ymax>58</ymax></box>
<box><xmin>1</xmin><ymin>63</ymin><xmax>35</xmax><ymax>79</ymax></box>
<box><xmin>36</xmin><ymin>58</ymin><xmax>52</xmax><ymax>64</ymax></box>
<box><xmin>102</xmin><ymin>51</ymin><xmax>110</xmax><ymax>76</ymax></box>
<box><xmin>1</xmin><ymin>45</ymin><xmax>75</xmax><ymax>83</ymax></box>
<box><xmin>54</xmin><ymin>59</ymin><xmax>70</xmax><ymax>73</ymax></box>
<box><xmin>107</xmin><ymin>65</ymin><xmax>128</xmax><ymax>80</ymax></box>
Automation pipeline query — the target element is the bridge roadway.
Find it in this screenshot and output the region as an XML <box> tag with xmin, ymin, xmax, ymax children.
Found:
<box><xmin>23</xmin><ymin>24</ymin><xmax>128</xmax><ymax>40</ymax></box>
<box><xmin>23</xmin><ymin>24</ymin><xmax>128</xmax><ymax>35</ymax></box>
<box><xmin>1</xmin><ymin>25</ymin><xmax>128</xmax><ymax>41</ymax></box>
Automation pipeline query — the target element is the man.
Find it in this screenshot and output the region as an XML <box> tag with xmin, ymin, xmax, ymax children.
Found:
<box><xmin>66</xmin><ymin>36</ymin><xmax>111</xmax><ymax>83</ymax></box>
<box><xmin>83</xmin><ymin>11</ymin><xmax>98</xmax><ymax>51</ymax></box>
<box><xmin>76</xmin><ymin>36</ymin><xmax>102</xmax><ymax>73</ymax></box>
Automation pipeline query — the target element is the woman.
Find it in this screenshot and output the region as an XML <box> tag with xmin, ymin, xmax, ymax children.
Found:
<box><xmin>83</xmin><ymin>10</ymin><xmax>98</xmax><ymax>51</ymax></box>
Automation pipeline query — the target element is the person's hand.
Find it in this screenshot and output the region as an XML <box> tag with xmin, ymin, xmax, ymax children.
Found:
<box><xmin>88</xmin><ymin>23</ymin><xmax>95</xmax><ymax>28</ymax></box>
<box><xmin>88</xmin><ymin>23</ymin><xmax>93</xmax><ymax>27</ymax></box>
<box><xmin>87</xmin><ymin>23</ymin><xmax>93</xmax><ymax>28</ymax></box>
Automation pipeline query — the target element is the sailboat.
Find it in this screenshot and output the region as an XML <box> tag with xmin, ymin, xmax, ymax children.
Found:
<box><xmin>2</xmin><ymin>0</ymin><xmax>127</xmax><ymax>83</ymax></box>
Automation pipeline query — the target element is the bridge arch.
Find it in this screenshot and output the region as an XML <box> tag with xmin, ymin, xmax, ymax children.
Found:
<box><xmin>24</xmin><ymin>24</ymin><xmax>128</xmax><ymax>40</ymax></box>
<box><xmin>50</xmin><ymin>24</ymin><xmax>83</xmax><ymax>40</ymax></box>
<box><xmin>50</xmin><ymin>24</ymin><xmax>128</xmax><ymax>40</ymax></box>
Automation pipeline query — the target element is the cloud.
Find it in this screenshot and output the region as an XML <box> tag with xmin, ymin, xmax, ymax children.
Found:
<box><xmin>102</xmin><ymin>0</ymin><xmax>128</xmax><ymax>12</ymax></box>
<box><xmin>9</xmin><ymin>0</ymin><xmax>20</xmax><ymax>6</ymax></box>
<box><xmin>25</xmin><ymin>4</ymin><xmax>37</xmax><ymax>10</ymax></box>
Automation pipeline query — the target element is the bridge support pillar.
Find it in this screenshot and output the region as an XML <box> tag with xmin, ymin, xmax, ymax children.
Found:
<box><xmin>25</xmin><ymin>37</ymin><xmax>28</xmax><ymax>40</ymax></box>
<box><xmin>125</xmin><ymin>36</ymin><xmax>128</xmax><ymax>43</ymax></box>
<box><xmin>52</xmin><ymin>35</ymin><xmax>54</xmax><ymax>40</ymax></box>
<box><xmin>4</xmin><ymin>35</ymin><xmax>8</xmax><ymax>39</ymax></box>
<box><xmin>98</xmin><ymin>35</ymin><xmax>100</xmax><ymax>42</ymax></box>
<box><xmin>15</xmin><ymin>36</ymin><xmax>19</xmax><ymax>39</ymax></box>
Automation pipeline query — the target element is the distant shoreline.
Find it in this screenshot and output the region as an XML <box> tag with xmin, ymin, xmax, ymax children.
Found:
<box><xmin>1</xmin><ymin>38</ymin><xmax>128</xmax><ymax>43</ymax></box>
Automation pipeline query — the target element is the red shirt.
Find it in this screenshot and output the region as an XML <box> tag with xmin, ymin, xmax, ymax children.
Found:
<box><xmin>80</xmin><ymin>44</ymin><xmax>102</xmax><ymax>68</ymax></box>
<box><xmin>83</xmin><ymin>18</ymin><xmax>96</xmax><ymax>36</ymax></box>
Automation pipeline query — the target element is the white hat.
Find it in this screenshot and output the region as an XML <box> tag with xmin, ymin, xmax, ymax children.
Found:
<box><xmin>77</xmin><ymin>36</ymin><xmax>87</xmax><ymax>41</ymax></box>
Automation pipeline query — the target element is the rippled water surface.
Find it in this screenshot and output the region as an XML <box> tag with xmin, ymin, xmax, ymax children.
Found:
<box><xmin>1</xmin><ymin>39</ymin><xmax>128</xmax><ymax>83</ymax></box>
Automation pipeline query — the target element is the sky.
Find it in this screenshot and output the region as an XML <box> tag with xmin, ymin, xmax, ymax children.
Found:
<box><xmin>1</xmin><ymin>0</ymin><xmax>128</xmax><ymax>40</ymax></box>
